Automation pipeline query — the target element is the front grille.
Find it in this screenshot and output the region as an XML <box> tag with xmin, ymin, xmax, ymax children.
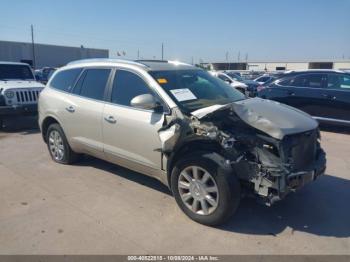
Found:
<box><xmin>283</xmin><ymin>129</ymin><xmax>318</xmax><ymax>171</ymax></box>
<box><xmin>12</xmin><ymin>89</ymin><xmax>41</xmax><ymax>105</ymax></box>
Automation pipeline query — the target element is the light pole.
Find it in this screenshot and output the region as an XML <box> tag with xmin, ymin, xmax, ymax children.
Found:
<box><xmin>31</xmin><ymin>24</ymin><xmax>36</xmax><ymax>69</ymax></box>
<box><xmin>161</xmin><ymin>43</ymin><xmax>164</xmax><ymax>60</ymax></box>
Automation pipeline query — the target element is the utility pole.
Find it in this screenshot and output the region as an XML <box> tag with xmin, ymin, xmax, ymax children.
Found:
<box><xmin>237</xmin><ymin>51</ymin><xmax>241</xmax><ymax>62</ymax></box>
<box><xmin>225</xmin><ymin>51</ymin><xmax>229</xmax><ymax>61</ymax></box>
<box><xmin>161</xmin><ymin>43</ymin><xmax>164</xmax><ymax>60</ymax></box>
<box><xmin>31</xmin><ymin>24</ymin><xmax>36</xmax><ymax>69</ymax></box>
<box><xmin>137</xmin><ymin>49</ymin><xmax>140</xmax><ymax>59</ymax></box>
<box><xmin>191</xmin><ymin>56</ymin><xmax>194</xmax><ymax>65</ymax></box>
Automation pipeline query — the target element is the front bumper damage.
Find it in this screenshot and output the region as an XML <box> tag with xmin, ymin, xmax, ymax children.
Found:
<box><xmin>158</xmin><ymin>98</ymin><xmax>326</xmax><ymax>205</ymax></box>
<box><xmin>247</xmin><ymin>146</ymin><xmax>326</xmax><ymax>205</ymax></box>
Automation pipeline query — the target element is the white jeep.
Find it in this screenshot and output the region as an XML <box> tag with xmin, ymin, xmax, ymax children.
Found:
<box><xmin>0</xmin><ymin>62</ymin><xmax>45</xmax><ymax>128</ymax></box>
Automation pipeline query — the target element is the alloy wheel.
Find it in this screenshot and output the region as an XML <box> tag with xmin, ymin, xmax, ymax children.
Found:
<box><xmin>178</xmin><ymin>166</ymin><xmax>219</xmax><ymax>216</ymax></box>
<box><xmin>48</xmin><ymin>130</ymin><xmax>65</xmax><ymax>161</ymax></box>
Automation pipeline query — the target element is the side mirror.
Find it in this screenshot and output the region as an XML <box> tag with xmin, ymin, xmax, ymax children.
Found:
<box><xmin>130</xmin><ymin>94</ymin><xmax>163</xmax><ymax>111</ymax></box>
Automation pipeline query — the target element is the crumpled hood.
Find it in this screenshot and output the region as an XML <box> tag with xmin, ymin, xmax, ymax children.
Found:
<box><xmin>0</xmin><ymin>80</ymin><xmax>45</xmax><ymax>91</ymax></box>
<box><xmin>192</xmin><ymin>98</ymin><xmax>318</xmax><ymax>140</ymax></box>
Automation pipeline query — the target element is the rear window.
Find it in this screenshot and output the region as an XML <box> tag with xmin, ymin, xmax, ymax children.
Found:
<box><xmin>292</xmin><ymin>74</ymin><xmax>324</xmax><ymax>88</ymax></box>
<box><xmin>278</xmin><ymin>74</ymin><xmax>324</xmax><ymax>88</ymax></box>
<box><xmin>0</xmin><ymin>64</ymin><xmax>34</xmax><ymax>80</ymax></box>
<box><xmin>74</xmin><ymin>69</ymin><xmax>111</xmax><ymax>101</ymax></box>
<box><xmin>50</xmin><ymin>68</ymin><xmax>82</xmax><ymax>92</ymax></box>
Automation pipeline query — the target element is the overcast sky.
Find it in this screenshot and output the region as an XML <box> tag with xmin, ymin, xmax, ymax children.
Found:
<box><xmin>0</xmin><ymin>0</ymin><xmax>349</xmax><ymax>63</ymax></box>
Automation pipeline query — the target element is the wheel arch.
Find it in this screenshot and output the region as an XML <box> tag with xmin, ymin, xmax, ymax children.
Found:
<box><xmin>41</xmin><ymin>115</ymin><xmax>62</xmax><ymax>143</ymax></box>
<box><xmin>166</xmin><ymin>139</ymin><xmax>225</xmax><ymax>189</ymax></box>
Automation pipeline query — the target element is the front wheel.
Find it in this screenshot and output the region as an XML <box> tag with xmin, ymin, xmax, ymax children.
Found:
<box><xmin>171</xmin><ymin>154</ymin><xmax>241</xmax><ymax>226</ymax></box>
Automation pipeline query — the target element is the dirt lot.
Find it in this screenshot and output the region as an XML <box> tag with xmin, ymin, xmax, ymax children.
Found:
<box><xmin>0</xmin><ymin>117</ymin><xmax>349</xmax><ymax>254</ymax></box>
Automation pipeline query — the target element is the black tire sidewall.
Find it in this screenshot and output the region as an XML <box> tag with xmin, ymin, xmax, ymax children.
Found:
<box><xmin>171</xmin><ymin>153</ymin><xmax>241</xmax><ymax>226</ymax></box>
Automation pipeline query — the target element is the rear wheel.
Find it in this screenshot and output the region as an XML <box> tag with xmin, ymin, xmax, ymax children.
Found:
<box><xmin>171</xmin><ymin>154</ymin><xmax>241</xmax><ymax>226</ymax></box>
<box><xmin>46</xmin><ymin>123</ymin><xmax>80</xmax><ymax>164</ymax></box>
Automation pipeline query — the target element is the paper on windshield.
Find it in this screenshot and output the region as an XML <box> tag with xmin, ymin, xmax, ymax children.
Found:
<box><xmin>170</xmin><ymin>89</ymin><xmax>197</xmax><ymax>102</ymax></box>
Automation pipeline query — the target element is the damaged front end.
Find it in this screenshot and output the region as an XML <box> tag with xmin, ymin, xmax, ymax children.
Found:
<box><xmin>233</xmin><ymin>129</ymin><xmax>326</xmax><ymax>205</ymax></box>
<box><xmin>159</xmin><ymin>98</ymin><xmax>326</xmax><ymax>205</ymax></box>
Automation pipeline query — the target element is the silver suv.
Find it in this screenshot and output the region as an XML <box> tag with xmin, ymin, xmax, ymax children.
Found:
<box><xmin>39</xmin><ymin>59</ymin><xmax>326</xmax><ymax>225</ymax></box>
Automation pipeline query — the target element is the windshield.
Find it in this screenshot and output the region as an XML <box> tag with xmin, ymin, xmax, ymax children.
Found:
<box><xmin>0</xmin><ymin>64</ymin><xmax>35</xmax><ymax>80</ymax></box>
<box><xmin>263</xmin><ymin>76</ymin><xmax>278</xmax><ymax>86</ymax></box>
<box><xmin>256</xmin><ymin>76</ymin><xmax>270</xmax><ymax>82</ymax></box>
<box><xmin>149</xmin><ymin>69</ymin><xmax>245</xmax><ymax>113</ymax></box>
<box><xmin>226</xmin><ymin>72</ymin><xmax>244</xmax><ymax>82</ymax></box>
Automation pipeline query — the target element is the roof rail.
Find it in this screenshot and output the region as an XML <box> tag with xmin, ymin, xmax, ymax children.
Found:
<box><xmin>135</xmin><ymin>59</ymin><xmax>168</xmax><ymax>63</ymax></box>
<box><xmin>67</xmin><ymin>58</ymin><xmax>148</xmax><ymax>67</ymax></box>
<box><xmin>135</xmin><ymin>59</ymin><xmax>192</xmax><ymax>67</ymax></box>
<box><xmin>168</xmin><ymin>60</ymin><xmax>192</xmax><ymax>66</ymax></box>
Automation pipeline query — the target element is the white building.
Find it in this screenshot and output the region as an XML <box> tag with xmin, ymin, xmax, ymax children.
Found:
<box><xmin>0</xmin><ymin>40</ymin><xmax>109</xmax><ymax>69</ymax></box>
<box><xmin>201</xmin><ymin>60</ymin><xmax>350</xmax><ymax>72</ymax></box>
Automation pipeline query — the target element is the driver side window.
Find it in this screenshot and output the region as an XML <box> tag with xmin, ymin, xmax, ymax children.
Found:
<box><xmin>111</xmin><ymin>70</ymin><xmax>153</xmax><ymax>107</ymax></box>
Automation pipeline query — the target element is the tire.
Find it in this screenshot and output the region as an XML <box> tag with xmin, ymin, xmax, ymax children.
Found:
<box><xmin>171</xmin><ymin>153</ymin><xmax>241</xmax><ymax>226</ymax></box>
<box><xmin>46</xmin><ymin>123</ymin><xmax>80</xmax><ymax>164</ymax></box>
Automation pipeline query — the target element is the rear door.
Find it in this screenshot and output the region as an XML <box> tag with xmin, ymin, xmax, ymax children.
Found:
<box><xmin>102</xmin><ymin>69</ymin><xmax>165</xmax><ymax>176</ymax></box>
<box><xmin>65</xmin><ymin>68</ymin><xmax>112</xmax><ymax>157</ymax></box>
<box><xmin>272</xmin><ymin>73</ymin><xmax>327</xmax><ymax>117</ymax></box>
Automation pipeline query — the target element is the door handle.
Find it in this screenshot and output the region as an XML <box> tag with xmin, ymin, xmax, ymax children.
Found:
<box><xmin>322</xmin><ymin>94</ymin><xmax>336</xmax><ymax>100</ymax></box>
<box><xmin>65</xmin><ymin>106</ymin><xmax>75</xmax><ymax>113</ymax></box>
<box><xmin>287</xmin><ymin>91</ymin><xmax>295</xmax><ymax>96</ymax></box>
<box><xmin>104</xmin><ymin>116</ymin><xmax>117</xmax><ymax>124</ymax></box>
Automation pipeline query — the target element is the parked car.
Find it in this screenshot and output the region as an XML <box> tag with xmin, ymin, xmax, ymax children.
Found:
<box><xmin>254</xmin><ymin>74</ymin><xmax>275</xmax><ymax>85</ymax></box>
<box><xmin>39</xmin><ymin>59</ymin><xmax>326</xmax><ymax>225</ymax></box>
<box><xmin>209</xmin><ymin>71</ymin><xmax>248</xmax><ymax>95</ymax></box>
<box><xmin>240</xmin><ymin>71</ymin><xmax>265</xmax><ymax>80</ymax></box>
<box><xmin>35</xmin><ymin>67</ymin><xmax>57</xmax><ymax>84</ymax></box>
<box><xmin>258</xmin><ymin>70</ymin><xmax>350</xmax><ymax>126</ymax></box>
<box><xmin>0</xmin><ymin>62</ymin><xmax>45</xmax><ymax>128</ymax></box>
<box><xmin>224</xmin><ymin>71</ymin><xmax>261</xmax><ymax>97</ymax></box>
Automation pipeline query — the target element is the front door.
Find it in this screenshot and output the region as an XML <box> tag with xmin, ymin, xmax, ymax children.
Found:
<box><xmin>102</xmin><ymin>69</ymin><xmax>165</xmax><ymax>176</ymax></box>
<box><xmin>321</xmin><ymin>73</ymin><xmax>350</xmax><ymax>122</ymax></box>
